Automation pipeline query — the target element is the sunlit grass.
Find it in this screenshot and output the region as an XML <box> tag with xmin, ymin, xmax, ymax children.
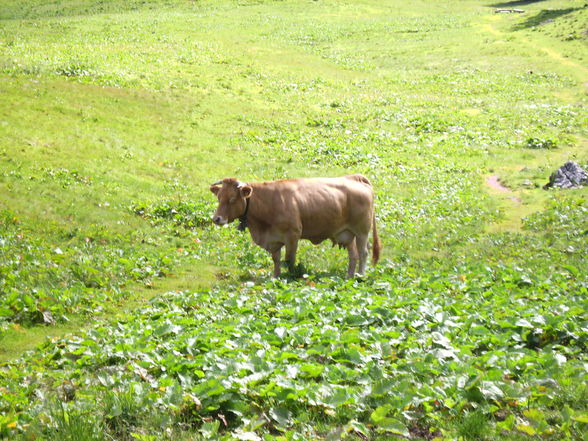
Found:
<box><xmin>0</xmin><ymin>0</ymin><xmax>586</xmax><ymax>439</ymax></box>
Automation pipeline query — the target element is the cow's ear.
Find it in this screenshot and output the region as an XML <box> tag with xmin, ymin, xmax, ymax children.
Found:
<box><xmin>240</xmin><ymin>185</ymin><xmax>253</xmax><ymax>199</ymax></box>
<box><xmin>210</xmin><ymin>185</ymin><xmax>221</xmax><ymax>195</ymax></box>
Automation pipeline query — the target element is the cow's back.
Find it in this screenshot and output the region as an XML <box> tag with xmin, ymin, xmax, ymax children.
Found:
<box><xmin>344</xmin><ymin>174</ymin><xmax>372</xmax><ymax>187</ymax></box>
<box><xmin>286</xmin><ymin>177</ymin><xmax>373</xmax><ymax>242</ymax></box>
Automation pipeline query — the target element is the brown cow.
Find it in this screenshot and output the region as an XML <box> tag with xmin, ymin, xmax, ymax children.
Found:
<box><xmin>210</xmin><ymin>175</ymin><xmax>381</xmax><ymax>278</ymax></box>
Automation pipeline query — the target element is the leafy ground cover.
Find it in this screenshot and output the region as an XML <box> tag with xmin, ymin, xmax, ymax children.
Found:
<box><xmin>0</xmin><ymin>208</ymin><xmax>174</xmax><ymax>327</ymax></box>
<box><xmin>2</xmin><ymin>259</ymin><xmax>587</xmax><ymax>440</ymax></box>
<box><xmin>0</xmin><ymin>0</ymin><xmax>587</xmax><ymax>439</ymax></box>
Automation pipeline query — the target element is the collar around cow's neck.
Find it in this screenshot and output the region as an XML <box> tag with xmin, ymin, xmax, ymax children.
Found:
<box><xmin>237</xmin><ymin>197</ymin><xmax>250</xmax><ymax>232</ymax></box>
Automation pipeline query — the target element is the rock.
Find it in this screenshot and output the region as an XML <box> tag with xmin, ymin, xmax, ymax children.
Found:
<box><xmin>544</xmin><ymin>161</ymin><xmax>588</xmax><ymax>189</ymax></box>
<box><xmin>495</xmin><ymin>8</ymin><xmax>525</xmax><ymax>13</ymax></box>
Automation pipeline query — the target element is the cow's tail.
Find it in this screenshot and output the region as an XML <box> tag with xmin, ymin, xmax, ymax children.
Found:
<box><xmin>349</xmin><ymin>174</ymin><xmax>381</xmax><ymax>264</ymax></box>
<box><xmin>372</xmin><ymin>208</ymin><xmax>381</xmax><ymax>265</ymax></box>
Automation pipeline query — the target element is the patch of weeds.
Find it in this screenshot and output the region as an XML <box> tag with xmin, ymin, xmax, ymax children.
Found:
<box><xmin>45</xmin><ymin>399</ymin><xmax>104</xmax><ymax>441</ymax></box>
<box><xmin>236</xmin><ymin>240</ymin><xmax>268</xmax><ymax>270</ymax></box>
<box><xmin>40</xmin><ymin>167</ymin><xmax>93</xmax><ymax>187</ymax></box>
<box><xmin>306</xmin><ymin>118</ymin><xmax>334</xmax><ymax>128</ymax></box>
<box><xmin>523</xmin><ymin>195</ymin><xmax>587</xmax><ymax>238</ymax></box>
<box><xmin>0</xmin><ymin>61</ymin><xmax>43</xmax><ymax>76</ymax></box>
<box><xmin>525</xmin><ymin>137</ymin><xmax>557</xmax><ymax>150</ymax></box>
<box><xmin>0</xmin><ymin>210</ymin><xmax>19</xmax><ymax>228</ymax></box>
<box><xmin>130</xmin><ymin>200</ymin><xmax>215</xmax><ymax>229</ymax></box>
<box><xmin>457</xmin><ymin>410</ymin><xmax>490</xmax><ymax>441</ymax></box>
<box><xmin>307</xmin><ymin>143</ymin><xmax>381</xmax><ymax>168</ymax></box>
<box><xmin>102</xmin><ymin>389</ymin><xmax>143</xmax><ymax>439</ymax></box>
<box><xmin>0</xmin><ymin>211</ymin><xmax>174</xmax><ymax>327</ymax></box>
<box><xmin>286</xmin><ymin>262</ymin><xmax>309</xmax><ymax>279</ymax></box>
<box><xmin>408</xmin><ymin>115</ymin><xmax>451</xmax><ymax>134</ymax></box>
<box><xmin>55</xmin><ymin>62</ymin><xmax>95</xmax><ymax>78</ymax></box>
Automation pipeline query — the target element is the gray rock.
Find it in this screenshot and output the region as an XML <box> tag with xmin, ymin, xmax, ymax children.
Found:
<box><xmin>544</xmin><ymin>161</ymin><xmax>588</xmax><ymax>189</ymax></box>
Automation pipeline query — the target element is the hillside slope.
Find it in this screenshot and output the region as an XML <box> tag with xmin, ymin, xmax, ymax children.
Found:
<box><xmin>0</xmin><ymin>0</ymin><xmax>587</xmax><ymax>439</ymax></box>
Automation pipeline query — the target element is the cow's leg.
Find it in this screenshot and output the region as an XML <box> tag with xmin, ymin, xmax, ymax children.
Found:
<box><xmin>355</xmin><ymin>233</ymin><xmax>369</xmax><ymax>276</ymax></box>
<box><xmin>271</xmin><ymin>248</ymin><xmax>282</xmax><ymax>278</ymax></box>
<box><xmin>284</xmin><ymin>235</ymin><xmax>299</xmax><ymax>274</ymax></box>
<box><xmin>346</xmin><ymin>238</ymin><xmax>358</xmax><ymax>278</ymax></box>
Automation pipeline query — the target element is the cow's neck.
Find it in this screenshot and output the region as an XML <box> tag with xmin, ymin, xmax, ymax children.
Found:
<box><xmin>243</xmin><ymin>184</ymin><xmax>273</xmax><ymax>232</ymax></box>
<box><xmin>237</xmin><ymin>198</ymin><xmax>250</xmax><ymax>231</ymax></box>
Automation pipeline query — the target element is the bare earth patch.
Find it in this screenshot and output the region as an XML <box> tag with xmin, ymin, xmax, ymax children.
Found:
<box><xmin>485</xmin><ymin>175</ymin><xmax>522</xmax><ymax>203</ymax></box>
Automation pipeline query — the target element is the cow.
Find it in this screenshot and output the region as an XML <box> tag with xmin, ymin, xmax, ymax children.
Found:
<box><xmin>210</xmin><ymin>174</ymin><xmax>381</xmax><ymax>278</ymax></box>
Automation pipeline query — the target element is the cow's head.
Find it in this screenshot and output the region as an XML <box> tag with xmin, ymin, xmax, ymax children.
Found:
<box><xmin>210</xmin><ymin>178</ymin><xmax>252</xmax><ymax>226</ymax></box>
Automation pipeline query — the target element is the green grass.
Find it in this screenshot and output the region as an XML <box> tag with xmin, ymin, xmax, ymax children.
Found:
<box><xmin>0</xmin><ymin>0</ymin><xmax>587</xmax><ymax>439</ymax></box>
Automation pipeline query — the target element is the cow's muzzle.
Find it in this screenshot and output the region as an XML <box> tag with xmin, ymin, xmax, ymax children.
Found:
<box><xmin>213</xmin><ymin>215</ymin><xmax>227</xmax><ymax>226</ymax></box>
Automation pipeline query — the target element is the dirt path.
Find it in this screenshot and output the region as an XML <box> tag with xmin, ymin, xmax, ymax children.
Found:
<box><xmin>486</xmin><ymin>175</ymin><xmax>510</xmax><ymax>193</ymax></box>
<box><xmin>483</xmin><ymin>174</ymin><xmax>538</xmax><ymax>233</ymax></box>
<box><xmin>485</xmin><ymin>175</ymin><xmax>522</xmax><ymax>203</ymax></box>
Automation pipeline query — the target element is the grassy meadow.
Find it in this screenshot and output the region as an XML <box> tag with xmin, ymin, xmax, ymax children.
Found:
<box><xmin>0</xmin><ymin>0</ymin><xmax>587</xmax><ymax>439</ymax></box>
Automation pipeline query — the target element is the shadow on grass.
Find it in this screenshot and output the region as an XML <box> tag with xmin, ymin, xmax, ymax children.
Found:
<box><xmin>239</xmin><ymin>264</ymin><xmax>341</xmax><ymax>282</ymax></box>
<box><xmin>238</xmin><ymin>263</ymin><xmax>373</xmax><ymax>285</ymax></box>
<box><xmin>489</xmin><ymin>0</ymin><xmax>547</xmax><ymax>7</ymax></box>
<box><xmin>282</xmin><ymin>262</ymin><xmax>372</xmax><ymax>282</ymax></box>
<box><xmin>0</xmin><ymin>0</ymin><xmax>159</xmax><ymax>20</ymax></box>
<box><xmin>512</xmin><ymin>7</ymin><xmax>583</xmax><ymax>30</ymax></box>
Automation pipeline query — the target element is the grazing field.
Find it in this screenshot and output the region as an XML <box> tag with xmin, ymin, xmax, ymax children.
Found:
<box><xmin>0</xmin><ymin>0</ymin><xmax>587</xmax><ymax>439</ymax></box>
